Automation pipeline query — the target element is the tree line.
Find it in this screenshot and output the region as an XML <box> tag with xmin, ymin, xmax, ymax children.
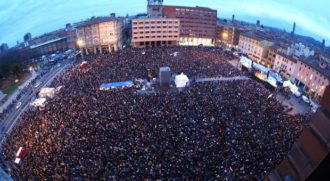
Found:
<box><xmin>0</xmin><ymin>48</ymin><xmax>37</xmax><ymax>79</ymax></box>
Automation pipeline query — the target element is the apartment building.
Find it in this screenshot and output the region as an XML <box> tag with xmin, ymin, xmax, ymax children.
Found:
<box><xmin>131</xmin><ymin>17</ymin><xmax>180</xmax><ymax>48</ymax></box>
<box><xmin>273</xmin><ymin>52</ymin><xmax>298</xmax><ymax>81</ymax></box>
<box><xmin>238</xmin><ymin>32</ymin><xmax>274</xmax><ymax>64</ymax></box>
<box><xmin>295</xmin><ymin>56</ymin><xmax>330</xmax><ymax>98</ymax></box>
<box><xmin>162</xmin><ymin>6</ymin><xmax>217</xmax><ymax>46</ymax></box>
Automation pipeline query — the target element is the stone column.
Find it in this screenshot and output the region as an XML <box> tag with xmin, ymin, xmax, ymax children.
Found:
<box><xmin>114</xmin><ymin>44</ymin><xmax>118</xmax><ymax>52</ymax></box>
<box><xmin>108</xmin><ymin>44</ymin><xmax>112</xmax><ymax>53</ymax></box>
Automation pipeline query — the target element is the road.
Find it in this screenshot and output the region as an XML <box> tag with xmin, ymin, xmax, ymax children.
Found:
<box><xmin>0</xmin><ymin>61</ymin><xmax>72</xmax><ymax>149</ymax></box>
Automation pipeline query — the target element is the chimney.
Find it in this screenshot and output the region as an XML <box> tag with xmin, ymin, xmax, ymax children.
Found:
<box><xmin>256</xmin><ymin>20</ymin><xmax>260</xmax><ymax>26</ymax></box>
<box><xmin>291</xmin><ymin>22</ymin><xmax>296</xmax><ymax>36</ymax></box>
<box><xmin>232</xmin><ymin>14</ymin><xmax>235</xmax><ymax>22</ymax></box>
<box><xmin>322</xmin><ymin>39</ymin><xmax>325</xmax><ymax>51</ymax></box>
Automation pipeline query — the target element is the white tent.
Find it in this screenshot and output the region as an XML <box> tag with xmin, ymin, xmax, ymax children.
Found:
<box><xmin>175</xmin><ymin>73</ymin><xmax>189</xmax><ymax>88</ymax></box>
<box><xmin>31</xmin><ymin>98</ymin><xmax>47</xmax><ymax>108</ymax></box>
<box><xmin>283</xmin><ymin>80</ymin><xmax>299</xmax><ymax>93</ymax></box>
<box><xmin>39</xmin><ymin>88</ymin><xmax>55</xmax><ymax>98</ymax></box>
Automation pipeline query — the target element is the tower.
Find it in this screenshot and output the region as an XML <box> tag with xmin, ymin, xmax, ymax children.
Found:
<box><xmin>291</xmin><ymin>22</ymin><xmax>296</xmax><ymax>36</ymax></box>
<box><xmin>321</xmin><ymin>39</ymin><xmax>325</xmax><ymax>51</ymax></box>
<box><xmin>147</xmin><ymin>0</ymin><xmax>163</xmax><ymax>6</ymax></box>
<box><xmin>24</xmin><ymin>33</ymin><xmax>32</xmax><ymax>42</ymax></box>
<box><xmin>147</xmin><ymin>0</ymin><xmax>164</xmax><ymax>17</ymax></box>
<box><xmin>232</xmin><ymin>14</ymin><xmax>235</xmax><ymax>22</ymax></box>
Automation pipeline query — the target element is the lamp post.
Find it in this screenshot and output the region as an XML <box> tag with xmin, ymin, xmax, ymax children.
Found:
<box><xmin>77</xmin><ymin>39</ymin><xmax>85</xmax><ymax>61</ymax></box>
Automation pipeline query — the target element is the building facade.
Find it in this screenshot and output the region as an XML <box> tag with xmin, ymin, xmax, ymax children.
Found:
<box><xmin>265</xmin><ymin>46</ymin><xmax>278</xmax><ymax>68</ymax></box>
<box><xmin>28</xmin><ymin>29</ymin><xmax>69</xmax><ymax>55</ymax></box>
<box><xmin>295</xmin><ymin>57</ymin><xmax>330</xmax><ymax>98</ymax></box>
<box><xmin>238</xmin><ymin>32</ymin><xmax>274</xmax><ymax>64</ymax></box>
<box><xmin>131</xmin><ymin>17</ymin><xmax>180</xmax><ymax>48</ymax></box>
<box><xmin>76</xmin><ymin>17</ymin><xmax>124</xmax><ymax>54</ymax></box>
<box><xmin>30</xmin><ymin>38</ymin><xmax>68</xmax><ymax>55</ymax></box>
<box><xmin>273</xmin><ymin>52</ymin><xmax>298</xmax><ymax>81</ymax></box>
<box><xmin>162</xmin><ymin>6</ymin><xmax>217</xmax><ymax>46</ymax></box>
<box><xmin>217</xmin><ymin>25</ymin><xmax>241</xmax><ymax>48</ymax></box>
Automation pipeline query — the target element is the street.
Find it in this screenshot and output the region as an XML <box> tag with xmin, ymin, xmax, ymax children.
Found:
<box><xmin>0</xmin><ymin>60</ymin><xmax>73</xmax><ymax>149</ymax></box>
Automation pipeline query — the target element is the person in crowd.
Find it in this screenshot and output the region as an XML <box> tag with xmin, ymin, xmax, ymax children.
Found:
<box><xmin>2</xmin><ymin>46</ymin><xmax>310</xmax><ymax>180</ymax></box>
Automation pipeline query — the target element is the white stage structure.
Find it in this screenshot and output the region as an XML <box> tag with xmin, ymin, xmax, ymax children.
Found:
<box><xmin>175</xmin><ymin>73</ymin><xmax>189</xmax><ymax>88</ymax></box>
<box><xmin>31</xmin><ymin>98</ymin><xmax>47</xmax><ymax>108</ymax></box>
<box><xmin>39</xmin><ymin>88</ymin><xmax>55</xmax><ymax>98</ymax></box>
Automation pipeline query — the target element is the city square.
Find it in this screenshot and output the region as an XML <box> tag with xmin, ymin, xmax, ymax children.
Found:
<box><xmin>0</xmin><ymin>0</ymin><xmax>329</xmax><ymax>180</ymax></box>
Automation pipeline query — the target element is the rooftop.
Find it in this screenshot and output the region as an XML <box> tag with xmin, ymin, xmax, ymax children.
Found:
<box><xmin>241</xmin><ymin>31</ymin><xmax>274</xmax><ymax>42</ymax></box>
<box><xmin>30</xmin><ymin>37</ymin><xmax>66</xmax><ymax>49</ymax></box>
<box><xmin>277</xmin><ymin>51</ymin><xmax>299</xmax><ymax>63</ymax></box>
<box><xmin>76</xmin><ymin>16</ymin><xmax>123</xmax><ymax>28</ymax></box>
<box><xmin>163</xmin><ymin>5</ymin><xmax>217</xmax><ymax>12</ymax></box>
<box><xmin>301</xmin><ymin>56</ymin><xmax>330</xmax><ymax>79</ymax></box>
<box><xmin>132</xmin><ymin>16</ymin><xmax>178</xmax><ymax>20</ymax></box>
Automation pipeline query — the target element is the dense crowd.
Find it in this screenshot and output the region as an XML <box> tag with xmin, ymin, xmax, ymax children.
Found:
<box><xmin>2</xmin><ymin>46</ymin><xmax>310</xmax><ymax>180</ymax></box>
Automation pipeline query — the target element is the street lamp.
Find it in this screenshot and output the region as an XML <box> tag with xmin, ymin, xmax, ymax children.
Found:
<box><xmin>222</xmin><ymin>32</ymin><xmax>228</xmax><ymax>39</ymax></box>
<box><xmin>77</xmin><ymin>39</ymin><xmax>85</xmax><ymax>61</ymax></box>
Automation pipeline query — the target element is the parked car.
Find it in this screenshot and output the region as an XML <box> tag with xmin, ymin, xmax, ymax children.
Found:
<box><xmin>310</xmin><ymin>100</ymin><xmax>320</xmax><ymax>113</ymax></box>
<box><xmin>294</xmin><ymin>91</ymin><xmax>302</xmax><ymax>97</ymax></box>
<box><xmin>302</xmin><ymin>95</ymin><xmax>311</xmax><ymax>104</ymax></box>
<box><xmin>34</xmin><ymin>81</ymin><xmax>42</xmax><ymax>88</ymax></box>
<box><xmin>15</xmin><ymin>102</ymin><xmax>22</xmax><ymax>109</ymax></box>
